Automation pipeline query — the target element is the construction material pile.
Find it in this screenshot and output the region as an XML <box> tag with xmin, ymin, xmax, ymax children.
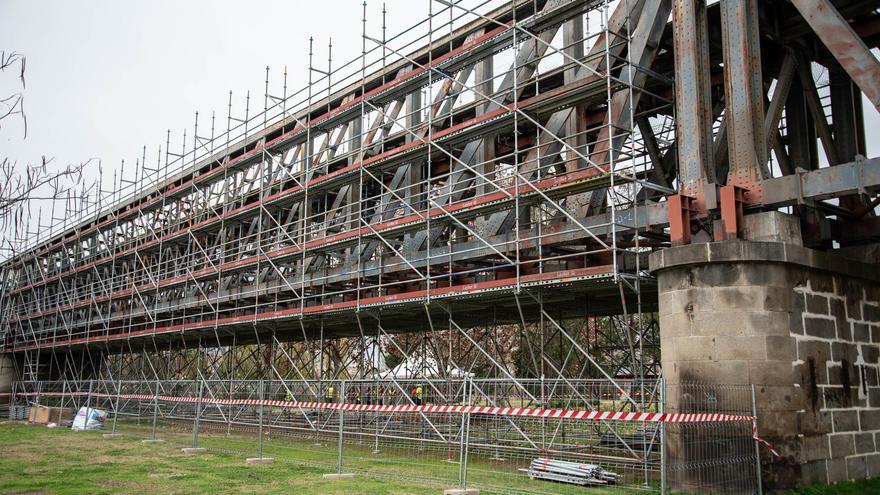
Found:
<box><xmin>524</xmin><ymin>458</ymin><xmax>619</xmax><ymax>486</ymax></box>
<box><xmin>71</xmin><ymin>407</ymin><xmax>106</xmax><ymax>431</ymax></box>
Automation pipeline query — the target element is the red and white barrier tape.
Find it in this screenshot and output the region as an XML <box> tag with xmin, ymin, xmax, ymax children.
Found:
<box><xmin>751</xmin><ymin>421</ymin><xmax>781</xmax><ymax>458</ymax></box>
<box><xmin>5</xmin><ymin>390</ymin><xmax>754</xmax><ymax>424</ymax></box>
<box><xmin>4</xmin><ymin>390</ymin><xmax>781</xmax><ymax>457</ymax></box>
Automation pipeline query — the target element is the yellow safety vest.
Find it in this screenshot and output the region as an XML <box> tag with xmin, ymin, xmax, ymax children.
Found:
<box><xmin>327</xmin><ymin>386</ymin><xmax>334</xmax><ymax>398</ymax></box>
<box><xmin>416</xmin><ymin>386</ymin><xmax>423</xmax><ymax>399</ymax></box>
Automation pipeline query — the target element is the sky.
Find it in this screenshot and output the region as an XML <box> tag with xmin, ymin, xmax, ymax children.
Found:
<box><xmin>0</xmin><ymin>0</ymin><xmax>426</xmax><ymax>198</ymax></box>
<box><xmin>0</xmin><ymin>0</ymin><xmax>877</xmax><ymax>238</ymax></box>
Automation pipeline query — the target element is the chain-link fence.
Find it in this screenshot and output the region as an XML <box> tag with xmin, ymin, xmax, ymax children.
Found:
<box><xmin>6</xmin><ymin>378</ymin><xmax>762</xmax><ymax>494</ymax></box>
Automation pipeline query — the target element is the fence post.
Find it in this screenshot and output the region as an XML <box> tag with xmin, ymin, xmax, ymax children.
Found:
<box><xmin>337</xmin><ymin>379</ymin><xmax>345</xmax><ymax>474</ymax></box>
<box><xmin>85</xmin><ymin>379</ymin><xmax>93</xmax><ymax>427</ymax></box>
<box><xmin>458</xmin><ymin>376</ymin><xmax>472</xmax><ymax>490</ymax></box>
<box><xmin>751</xmin><ymin>384</ymin><xmax>763</xmax><ymax>495</ymax></box>
<box><xmin>192</xmin><ymin>380</ymin><xmax>203</xmax><ymax>448</ymax></box>
<box><xmin>60</xmin><ymin>380</ymin><xmax>67</xmax><ymax>413</ymax></box>
<box><xmin>150</xmin><ymin>380</ymin><xmax>159</xmax><ymax>441</ymax></box>
<box><xmin>35</xmin><ymin>380</ymin><xmax>42</xmax><ymax>410</ymax></box>
<box><xmin>313</xmin><ymin>379</ymin><xmax>321</xmax><ymax>446</ymax></box>
<box><xmin>8</xmin><ymin>381</ymin><xmax>14</xmax><ymax>420</ymax></box>
<box><xmin>373</xmin><ymin>381</ymin><xmax>380</xmax><ymax>454</ymax></box>
<box><xmin>111</xmin><ymin>377</ymin><xmax>121</xmax><ymax>435</ymax></box>
<box><xmin>258</xmin><ymin>379</ymin><xmax>265</xmax><ymax>459</ymax></box>
<box><xmin>540</xmin><ymin>374</ymin><xmax>546</xmax><ymax>449</ymax></box>
<box><xmin>660</xmin><ymin>378</ymin><xmax>667</xmax><ymax>495</ymax></box>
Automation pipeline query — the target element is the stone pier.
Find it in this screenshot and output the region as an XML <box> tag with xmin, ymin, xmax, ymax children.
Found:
<box><xmin>651</xmin><ymin>213</ymin><xmax>880</xmax><ymax>489</ymax></box>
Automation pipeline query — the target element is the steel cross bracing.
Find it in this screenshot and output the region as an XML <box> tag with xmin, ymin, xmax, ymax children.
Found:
<box><xmin>1</xmin><ymin>0</ymin><xmax>880</xmax><ymax>402</ymax></box>
<box><xmin>1</xmin><ymin>0</ymin><xmax>663</xmax><ymax>372</ymax></box>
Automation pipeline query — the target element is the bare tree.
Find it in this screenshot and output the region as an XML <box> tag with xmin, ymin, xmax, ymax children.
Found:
<box><xmin>0</xmin><ymin>51</ymin><xmax>26</xmax><ymax>136</ymax></box>
<box><xmin>1</xmin><ymin>51</ymin><xmax>97</xmax><ymax>257</ymax></box>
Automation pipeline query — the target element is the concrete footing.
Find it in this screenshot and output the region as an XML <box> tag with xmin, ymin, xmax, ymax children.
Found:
<box><xmin>245</xmin><ymin>457</ymin><xmax>274</xmax><ymax>465</ymax></box>
<box><xmin>102</xmin><ymin>433</ymin><xmax>123</xmax><ymax>438</ymax></box>
<box><xmin>141</xmin><ymin>439</ymin><xmax>165</xmax><ymax>444</ymax></box>
<box><xmin>181</xmin><ymin>447</ymin><xmax>206</xmax><ymax>454</ymax></box>
<box><xmin>322</xmin><ymin>473</ymin><xmax>355</xmax><ymax>480</ymax></box>
<box><xmin>442</xmin><ymin>489</ymin><xmax>479</xmax><ymax>495</ymax></box>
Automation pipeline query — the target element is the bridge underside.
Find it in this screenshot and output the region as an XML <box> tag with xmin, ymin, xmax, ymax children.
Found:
<box><xmin>3</xmin><ymin>0</ymin><xmax>880</xmax><ymax>491</ymax></box>
<box><xmin>1</xmin><ymin>3</ymin><xmax>879</xmax><ymax>488</ymax></box>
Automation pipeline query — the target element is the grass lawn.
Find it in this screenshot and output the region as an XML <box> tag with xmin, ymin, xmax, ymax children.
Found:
<box><xmin>0</xmin><ymin>421</ymin><xmax>636</xmax><ymax>494</ymax></box>
<box><xmin>0</xmin><ymin>422</ymin><xmax>439</xmax><ymax>494</ymax></box>
<box><xmin>2</xmin><ymin>421</ymin><xmax>878</xmax><ymax>494</ymax></box>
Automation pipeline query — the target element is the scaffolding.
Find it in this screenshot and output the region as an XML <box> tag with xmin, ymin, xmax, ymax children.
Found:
<box><xmin>3</xmin><ymin>0</ymin><xmax>880</xmax><ymax>492</ymax></box>
<box><xmin>0</xmin><ymin>0</ymin><xmax>702</xmax><ymax>492</ymax></box>
<box><xmin>8</xmin><ymin>377</ymin><xmax>763</xmax><ymax>494</ymax></box>
<box><xmin>1</xmin><ymin>0</ymin><xmax>668</xmax><ymax>382</ymax></box>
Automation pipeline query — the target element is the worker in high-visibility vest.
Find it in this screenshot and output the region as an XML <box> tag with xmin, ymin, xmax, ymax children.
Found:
<box><xmin>414</xmin><ymin>385</ymin><xmax>423</xmax><ymax>406</ymax></box>
<box><xmin>326</xmin><ymin>385</ymin><xmax>335</xmax><ymax>403</ymax></box>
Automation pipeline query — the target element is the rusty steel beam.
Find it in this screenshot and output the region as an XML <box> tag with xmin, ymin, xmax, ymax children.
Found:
<box><xmin>761</xmin><ymin>157</ymin><xmax>880</xmax><ymax>207</ymax></box>
<box><xmin>790</xmin><ymin>0</ymin><xmax>880</xmax><ymax>111</ymax></box>
<box><xmin>763</xmin><ymin>52</ymin><xmax>798</xmax><ymax>167</ymax></box>
<box><xmin>673</xmin><ymin>0</ymin><xmax>715</xmax><ymax>194</ymax></box>
<box><xmin>720</xmin><ymin>0</ymin><xmax>767</xmax><ymax>189</ymax></box>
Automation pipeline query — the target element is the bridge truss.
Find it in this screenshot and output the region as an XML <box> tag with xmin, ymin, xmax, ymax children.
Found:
<box><xmin>1</xmin><ymin>0</ymin><xmax>880</xmax><ymax>487</ymax></box>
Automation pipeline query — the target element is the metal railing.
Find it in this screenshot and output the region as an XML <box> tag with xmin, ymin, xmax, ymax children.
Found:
<box><xmin>8</xmin><ymin>378</ymin><xmax>762</xmax><ymax>494</ymax></box>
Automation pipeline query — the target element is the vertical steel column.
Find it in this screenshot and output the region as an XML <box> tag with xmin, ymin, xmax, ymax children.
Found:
<box><xmin>563</xmin><ymin>11</ymin><xmax>584</xmax><ymax>173</ymax></box>
<box><xmin>673</xmin><ymin>0</ymin><xmax>715</xmax><ymax>193</ymax></box>
<box><xmin>786</xmin><ymin>71</ymin><xmax>819</xmax><ymax>171</ymax></box>
<box><xmin>829</xmin><ymin>66</ymin><xmax>870</xmax><ymax>216</ymax></box>
<box><xmin>475</xmin><ymin>27</ymin><xmax>494</xmax><ymax>197</ymax></box>
<box><xmin>720</xmin><ymin>0</ymin><xmax>766</xmax><ymax>188</ymax></box>
<box><xmin>829</xmin><ymin>67</ymin><xmax>866</xmax><ymax>164</ymax></box>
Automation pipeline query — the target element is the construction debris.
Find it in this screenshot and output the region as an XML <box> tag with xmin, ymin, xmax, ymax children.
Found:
<box><xmin>523</xmin><ymin>458</ymin><xmax>619</xmax><ymax>486</ymax></box>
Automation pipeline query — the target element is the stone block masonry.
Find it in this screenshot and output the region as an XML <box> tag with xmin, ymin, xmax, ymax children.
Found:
<box><xmin>652</xmin><ymin>236</ymin><xmax>880</xmax><ymax>490</ymax></box>
<box><xmin>794</xmin><ymin>277</ymin><xmax>880</xmax><ymax>484</ymax></box>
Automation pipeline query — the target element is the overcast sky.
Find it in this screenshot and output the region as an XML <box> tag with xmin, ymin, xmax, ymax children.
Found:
<box><xmin>0</xmin><ymin>0</ymin><xmax>425</xmax><ymax>188</ymax></box>
<box><xmin>0</xmin><ymin>0</ymin><xmax>877</xmax><ymax>233</ymax></box>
